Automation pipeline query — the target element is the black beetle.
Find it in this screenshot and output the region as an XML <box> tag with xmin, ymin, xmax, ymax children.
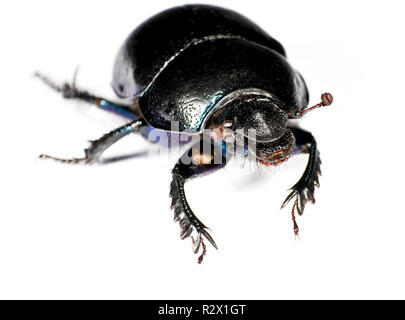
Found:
<box><xmin>36</xmin><ymin>4</ymin><xmax>333</xmax><ymax>263</ymax></box>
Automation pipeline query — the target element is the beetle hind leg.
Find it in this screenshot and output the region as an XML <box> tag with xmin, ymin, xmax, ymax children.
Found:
<box><xmin>281</xmin><ymin>127</ymin><xmax>322</xmax><ymax>235</ymax></box>
<box><xmin>34</xmin><ymin>71</ymin><xmax>137</xmax><ymax>120</ymax></box>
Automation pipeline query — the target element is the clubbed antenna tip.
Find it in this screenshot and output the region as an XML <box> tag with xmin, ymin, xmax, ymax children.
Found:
<box><xmin>321</xmin><ymin>92</ymin><xmax>333</xmax><ymax>106</ymax></box>
<box><xmin>298</xmin><ymin>92</ymin><xmax>333</xmax><ymax>117</ymax></box>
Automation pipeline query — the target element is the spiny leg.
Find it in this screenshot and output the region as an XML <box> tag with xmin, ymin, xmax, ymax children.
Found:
<box><xmin>170</xmin><ymin>138</ymin><xmax>228</xmax><ymax>263</ymax></box>
<box><xmin>34</xmin><ymin>71</ymin><xmax>137</xmax><ymax>120</ymax></box>
<box><xmin>39</xmin><ymin>119</ymin><xmax>146</xmax><ymax>164</ymax></box>
<box><xmin>281</xmin><ymin>93</ymin><xmax>332</xmax><ymax>235</ymax></box>
<box><xmin>281</xmin><ymin>127</ymin><xmax>321</xmax><ymax>235</ymax></box>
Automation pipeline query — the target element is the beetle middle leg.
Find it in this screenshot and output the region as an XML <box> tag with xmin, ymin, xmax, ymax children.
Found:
<box><xmin>40</xmin><ymin>119</ymin><xmax>146</xmax><ymax>164</ymax></box>
<box><xmin>281</xmin><ymin>127</ymin><xmax>322</xmax><ymax>235</ymax></box>
<box><xmin>170</xmin><ymin>138</ymin><xmax>228</xmax><ymax>263</ymax></box>
<box><xmin>34</xmin><ymin>71</ymin><xmax>137</xmax><ymax>120</ymax></box>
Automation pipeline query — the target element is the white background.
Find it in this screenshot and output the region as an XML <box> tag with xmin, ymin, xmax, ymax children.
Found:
<box><xmin>1</xmin><ymin>0</ymin><xmax>404</xmax><ymax>299</ymax></box>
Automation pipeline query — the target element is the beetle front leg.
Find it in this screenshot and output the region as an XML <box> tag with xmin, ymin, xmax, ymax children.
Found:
<box><xmin>170</xmin><ymin>138</ymin><xmax>227</xmax><ymax>263</ymax></box>
<box><xmin>40</xmin><ymin>119</ymin><xmax>145</xmax><ymax>164</ymax></box>
<box><xmin>281</xmin><ymin>127</ymin><xmax>321</xmax><ymax>234</ymax></box>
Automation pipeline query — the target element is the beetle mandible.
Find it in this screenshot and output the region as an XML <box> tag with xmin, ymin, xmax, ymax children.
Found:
<box><xmin>36</xmin><ymin>5</ymin><xmax>333</xmax><ymax>263</ymax></box>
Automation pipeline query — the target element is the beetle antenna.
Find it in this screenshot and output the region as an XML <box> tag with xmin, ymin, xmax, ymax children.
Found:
<box><xmin>297</xmin><ymin>92</ymin><xmax>333</xmax><ymax>117</ymax></box>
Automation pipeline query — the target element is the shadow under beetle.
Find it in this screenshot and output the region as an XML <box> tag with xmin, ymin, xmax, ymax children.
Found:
<box><xmin>36</xmin><ymin>5</ymin><xmax>333</xmax><ymax>263</ymax></box>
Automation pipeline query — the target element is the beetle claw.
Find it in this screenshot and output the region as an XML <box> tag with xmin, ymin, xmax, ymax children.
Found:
<box><xmin>281</xmin><ymin>181</ymin><xmax>317</xmax><ymax>217</ymax></box>
<box><xmin>280</xmin><ymin>189</ymin><xmax>297</xmax><ymax>210</ymax></box>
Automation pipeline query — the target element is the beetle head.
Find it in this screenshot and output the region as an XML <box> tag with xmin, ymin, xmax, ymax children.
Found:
<box><xmin>209</xmin><ymin>96</ymin><xmax>295</xmax><ymax>165</ymax></box>
<box><xmin>210</xmin><ymin>96</ymin><xmax>288</xmax><ymax>143</ymax></box>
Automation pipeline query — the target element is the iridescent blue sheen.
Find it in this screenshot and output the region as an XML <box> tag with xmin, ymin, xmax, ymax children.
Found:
<box><xmin>99</xmin><ymin>99</ymin><xmax>137</xmax><ymax>120</ymax></box>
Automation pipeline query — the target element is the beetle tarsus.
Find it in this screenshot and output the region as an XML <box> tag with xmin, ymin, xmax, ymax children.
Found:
<box><xmin>34</xmin><ymin>71</ymin><xmax>64</xmax><ymax>93</ymax></box>
<box><xmin>39</xmin><ymin>119</ymin><xmax>145</xmax><ymax>164</ymax></box>
<box><xmin>39</xmin><ymin>153</ymin><xmax>87</xmax><ymax>164</ymax></box>
<box><xmin>198</xmin><ymin>237</ymin><xmax>207</xmax><ymax>264</ymax></box>
<box><xmin>35</xmin><ymin>70</ymin><xmax>100</xmax><ymax>104</ymax></box>
<box><xmin>291</xmin><ymin>198</ymin><xmax>300</xmax><ymax>238</ymax></box>
<box><xmin>35</xmin><ymin>71</ymin><xmax>137</xmax><ymax>120</ymax></box>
